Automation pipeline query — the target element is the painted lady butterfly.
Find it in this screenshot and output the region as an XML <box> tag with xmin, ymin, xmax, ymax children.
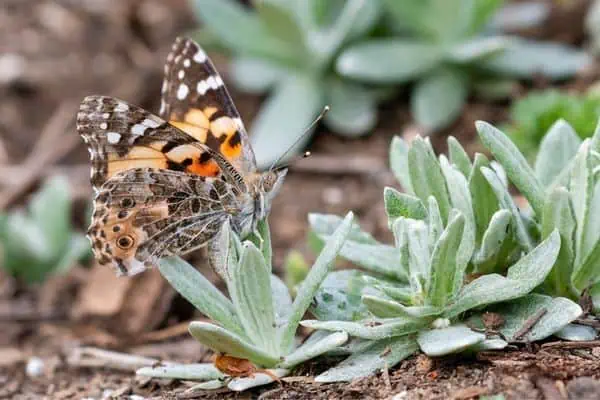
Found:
<box><xmin>78</xmin><ymin>37</ymin><xmax>286</xmax><ymax>276</ymax></box>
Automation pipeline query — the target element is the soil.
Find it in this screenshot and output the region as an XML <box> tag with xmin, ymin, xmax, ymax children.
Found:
<box><xmin>1</xmin><ymin>0</ymin><xmax>599</xmax><ymax>399</ymax></box>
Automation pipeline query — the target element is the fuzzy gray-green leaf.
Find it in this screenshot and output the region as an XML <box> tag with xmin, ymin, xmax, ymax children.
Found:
<box><xmin>280</xmin><ymin>331</ymin><xmax>348</xmax><ymax>369</ymax></box>
<box><xmin>324</xmin><ymin>79</ymin><xmax>377</xmax><ymax>137</ymax></box>
<box><xmin>481</xmin><ymin>167</ymin><xmax>534</xmax><ymax>252</ymax></box>
<box><xmin>384</xmin><ymin>187</ymin><xmax>427</xmax><ymax>223</ymax></box>
<box><xmin>230</xmin><ymin>242</ymin><xmax>276</xmax><ymax>353</ymax></box>
<box><xmin>409</xmin><ymin>137</ymin><xmax>451</xmax><ymax>224</ymax></box>
<box><xmin>271</xmin><ymin>274</ymin><xmax>293</xmax><ymax>328</ymax></box>
<box><xmin>390</xmin><ymin>136</ymin><xmax>414</xmax><ymax>194</ymax></box>
<box><xmin>136</xmin><ymin>363</ymin><xmax>223</xmax><ymax>381</ymax></box>
<box><xmin>315</xmin><ymin>335</ymin><xmax>419</xmax><ymax>383</ymax></box>
<box><xmin>159</xmin><ymin>257</ymin><xmax>244</xmax><ymax>337</ymax></box>
<box><xmin>427</xmin><ymin>197</ymin><xmax>444</xmax><ymax>247</ymax></box>
<box><xmin>412</xmin><ymin>69</ymin><xmax>468</xmax><ymax>132</ymax></box>
<box><xmin>448</xmin><ymin>136</ymin><xmax>472</xmax><ymax>177</ymax></box>
<box><xmin>439</xmin><ymin>157</ymin><xmax>475</xmax><ymax>288</ymax></box>
<box><xmin>280</xmin><ymin>212</ymin><xmax>354</xmax><ymax>352</ymax></box>
<box><xmin>476</xmin><ymin>121</ymin><xmax>544</xmax><ymax>217</ymax></box>
<box><xmin>492</xmin><ymin>294</ymin><xmax>582</xmax><ymax>342</ymax></box>
<box><xmin>534</xmin><ymin>120</ymin><xmax>581</xmax><ymax>188</ymax></box>
<box><xmin>192</xmin><ymin>0</ymin><xmax>296</xmax><ymax>63</ymax></box>
<box><xmin>472</xmin><ymin>209</ymin><xmax>511</xmax><ymax>270</ymax></box>
<box><xmin>445</xmin><ymin>230</ymin><xmax>561</xmax><ymax>318</ymax></box>
<box><xmin>469</xmin><ymin>153</ymin><xmax>499</xmax><ymax>242</ymax></box>
<box><xmin>428</xmin><ymin>213</ymin><xmax>465</xmax><ymax>307</ymax></box>
<box><xmin>418</xmin><ymin>325</ymin><xmax>486</xmax><ymax>357</ymax></box>
<box><xmin>542</xmin><ymin>187</ymin><xmax>576</xmax><ymax>297</ymax></box>
<box><xmin>336</xmin><ymin>39</ymin><xmax>442</xmax><ymax>83</ymax></box>
<box><xmin>301</xmin><ymin>317</ymin><xmax>429</xmax><ymax>340</ymax></box>
<box><xmin>188</xmin><ymin>322</ymin><xmax>280</xmax><ymax>367</ymax></box>
<box><xmin>251</xmin><ymin>74</ymin><xmax>324</xmax><ymax>168</ymax></box>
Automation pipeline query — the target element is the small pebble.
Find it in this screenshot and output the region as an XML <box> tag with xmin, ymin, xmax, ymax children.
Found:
<box><xmin>25</xmin><ymin>357</ymin><xmax>44</xmax><ymax>377</ymax></box>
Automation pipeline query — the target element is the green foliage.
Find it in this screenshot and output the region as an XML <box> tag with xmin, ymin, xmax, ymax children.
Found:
<box><xmin>138</xmin><ymin>214</ymin><xmax>354</xmax><ymax>391</ymax></box>
<box><xmin>304</xmin><ymin>127</ymin><xmax>586</xmax><ymax>382</ymax></box>
<box><xmin>477</xmin><ymin>120</ymin><xmax>600</xmax><ymax>299</ymax></box>
<box><xmin>191</xmin><ymin>0</ymin><xmax>381</xmax><ymax>167</ymax></box>
<box><xmin>336</xmin><ymin>0</ymin><xmax>591</xmax><ymax>132</ymax></box>
<box><xmin>504</xmin><ymin>90</ymin><xmax>600</xmax><ymax>158</ymax></box>
<box><xmin>0</xmin><ymin>177</ymin><xmax>90</xmax><ymax>284</ymax></box>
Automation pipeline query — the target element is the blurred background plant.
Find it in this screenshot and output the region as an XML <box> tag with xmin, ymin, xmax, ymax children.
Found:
<box><xmin>191</xmin><ymin>0</ymin><xmax>382</xmax><ymax>167</ymax></box>
<box><xmin>503</xmin><ymin>89</ymin><xmax>600</xmax><ymax>159</ymax></box>
<box><xmin>337</xmin><ymin>0</ymin><xmax>591</xmax><ymax>133</ymax></box>
<box><xmin>0</xmin><ymin>176</ymin><xmax>90</xmax><ymax>284</ymax></box>
<box><xmin>190</xmin><ymin>0</ymin><xmax>592</xmax><ymax>167</ymax></box>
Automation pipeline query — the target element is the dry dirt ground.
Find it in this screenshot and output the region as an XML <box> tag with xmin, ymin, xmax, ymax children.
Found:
<box><xmin>1</xmin><ymin>0</ymin><xmax>600</xmax><ymax>399</ymax></box>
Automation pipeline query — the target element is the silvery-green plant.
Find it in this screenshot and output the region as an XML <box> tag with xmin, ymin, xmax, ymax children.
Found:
<box><xmin>137</xmin><ymin>213</ymin><xmax>353</xmax><ymax>391</ymax></box>
<box><xmin>312</xmin><ymin>134</ymin><xmax>522</xmax><ymax>280</ymax></box>
<box><xmin>0</xmin><ymin>176</ymin><xmax>90</xmax><ymax>284</ymax></box>
<box><xmin>191</xmin><ymin>0</ymin><xmax>383</xmax><ymax>167</ymax></box>
<box><xmin>336</xmin><ymin>0</ymin><xmax>591</xmax><ymax>132</ymax></box>
<box><xmin>302</xmin><ymin>130</ymin><xmax>585</xmax><ymax>382</ymax></box>
<box><xmin>477</xmin><ymin>119</ymin><xmax>600</xmax><ymax>315</ymax></box>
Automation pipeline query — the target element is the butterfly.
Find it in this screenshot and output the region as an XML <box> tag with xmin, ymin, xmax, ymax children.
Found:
<box><xmin>77</xmin><ymin>37</ymin><xmax>287</xmax><ymax>276</ymax></box>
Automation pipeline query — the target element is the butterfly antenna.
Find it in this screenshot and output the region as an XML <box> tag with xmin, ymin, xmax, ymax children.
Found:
<box><xmin>269</xmin><ymin>105</ymin><xmax>329</xmax><ymax>171</ymax></box>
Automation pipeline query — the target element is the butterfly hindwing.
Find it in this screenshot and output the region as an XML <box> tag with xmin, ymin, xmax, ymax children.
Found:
<box><xmin>78</xmin><ymin>95</ymin><xmax>227</xmax><ymax>192</ymax></box>
<box><xmin>88</xmin><ymin>168</ymin><xmax>243</xmax><ymax>275</ymax></box>
<box><xmin>160</xmin><ymin>36</ymin><xmax>256</xmax><ymax>175</ymax></box>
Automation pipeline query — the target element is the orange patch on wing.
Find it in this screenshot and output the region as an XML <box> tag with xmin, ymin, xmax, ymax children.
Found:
<box><xmin>220</xmin><ymin>139</ymin><xmax>241</xmax><ymax>159</ymax></box>
<box><xmin>187</xmin><ymin>160</ymin><xmax>220</xmax><ymax>177</ymax></box>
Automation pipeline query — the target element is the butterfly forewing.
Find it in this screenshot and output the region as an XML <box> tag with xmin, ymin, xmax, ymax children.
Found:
<box><xmin>77</xmin><ymin>95</ymin><xmax>228</xmax><ymax>192</ymax></box>
<box><xmin>160</xmin><ymin>36</ymin><xmax>256</xmax><ymax>174</ymax></box>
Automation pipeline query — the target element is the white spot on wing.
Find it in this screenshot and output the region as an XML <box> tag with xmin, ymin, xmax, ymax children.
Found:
<box><xmin>178</xmin><ymin>70</ymin><xmax>185</xmax><ymax>80</ymax></box>
<box><xmin>143</xmin><ymin>118</ymin><xmax>161</xmax><ymax>128</ymax></box>
<box><xmin>159</xmin><ymin>101</ymin><xmax>166</xmax><ymax>115</ymax></box>
<box><xmin>183</xmin><ymin>59</ymin><xmax>191</xmax><ymax>68</ymax></box>
<box><xmin>177</xmin><ymin>83</ymin><xmax>189</xmax><ymax>100</ymax></box>
<box><xmin>100</xmin><ymin>122</ymin><xmax>108</xmax><ymax>130</ymax></box>
<box><xmin>114</xmin><ymin>102</ymin><xmax>129</xmax><ymax>113</ymax></box>
<box><xmin>196</xmin><ymin>75</ymin><xmax>223</xmax><ymax>95</ymax></box>
<box><xmin>107</xmin><ymin>132</ymin><xmax>121</xmax><ymax>144</ymax></box>
<box><xmin>131</xmin><ymin>124</ymin><xmax>147</xmax><ymax>136</ymax></box>
<box><xmin>161</xmin><ymin>80</ymin><xmax>168</xmax><ymax>94</ymax></box>
<box><xmin>193</xmin><ymin>48</ymin><xmax>207</xmax><ymax>63</ymax></box>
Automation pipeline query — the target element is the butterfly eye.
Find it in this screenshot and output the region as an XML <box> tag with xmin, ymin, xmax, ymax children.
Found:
<box><xmin>116</xmin><ymin>235</ymin><xmax>135</xmax><ymax>250</ymax></box>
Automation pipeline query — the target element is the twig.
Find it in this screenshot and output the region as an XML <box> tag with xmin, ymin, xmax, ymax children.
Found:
<box><xmin>66</xmin><ymin>347</ymin><xmax>174</xmax><ymax>371</ymax></box>
<box><xmin>293</xmin><ymin>154</ymin><xmax>389</xmax><ymax>177</ymax></box>
<box><xmin>382</xmin><ymin>361</ymin><xmax>392</xmax><ymax>394</ymax></box>
<box><xmin>135</xmin><ymin>321</ymin><xmax>195</xmax><ymax>344</ymax></box>
<box><xmin>573</xmin><ymin>318</ymin><xmax>600</xmax><ymax>329</ymax></box>
<box><xmin>541</xmin><ymin>340</ymin><xmax>600</xmax><ymax>349</ymax></box>
<box><xmin>512</xmin><ymin>308</ymin><xmax>548</xmax><ymax>342</ymax></box>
